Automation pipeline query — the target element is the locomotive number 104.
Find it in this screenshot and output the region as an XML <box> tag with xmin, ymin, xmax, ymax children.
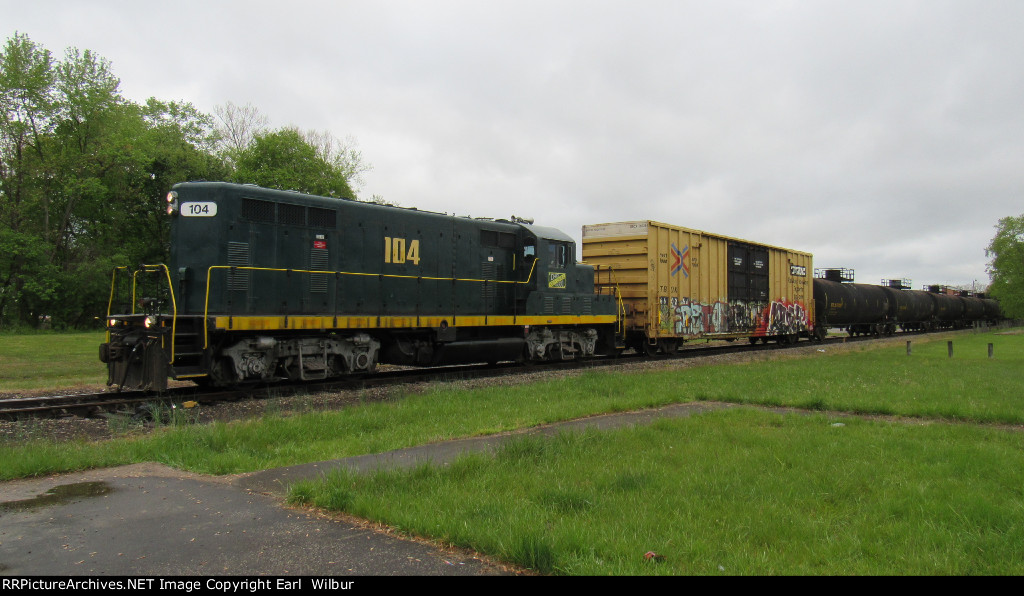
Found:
<box><xmin>384</xmin><ymin>236</ymin><xmax>421</xmax><ymax>265</ymax></box>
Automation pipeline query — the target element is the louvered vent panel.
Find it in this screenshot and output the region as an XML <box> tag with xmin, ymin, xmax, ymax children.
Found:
<box><xmin>310</xmin><ymin>248</ymin><xmax>329</xmax><ymax>294</ymax></box>
<box><xmin>227</xmin><ymin>242</ymin><xmax>250</xmax><ymax>291</ymax></box>
<box><xmin>481</xmin><ymin>262</ymin><xmax>496</xmax><ymax>300</ymax></box>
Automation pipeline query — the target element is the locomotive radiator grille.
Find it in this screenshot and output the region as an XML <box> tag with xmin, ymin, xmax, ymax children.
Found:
<box><xmin>309</xmin><ymin>207</ymin><xmax>337</xmax><ymax>229</ymax></box>
<box><xmin>242</xmin><ymin>198</ymin><xmax>275</xmax><ymax>223</ymax></box>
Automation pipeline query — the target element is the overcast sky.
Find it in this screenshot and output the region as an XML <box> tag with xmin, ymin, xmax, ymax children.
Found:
<box><xmin>5</xmin><ymin>0</ymin><xmax>1023</xmax><ymax>290</ymax></box>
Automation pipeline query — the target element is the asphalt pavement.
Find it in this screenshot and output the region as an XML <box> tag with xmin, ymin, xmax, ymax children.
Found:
<box><xmin>0</xmin><ymin>402</ymin><xmax>734</xmax><ymax>576</ymax></box>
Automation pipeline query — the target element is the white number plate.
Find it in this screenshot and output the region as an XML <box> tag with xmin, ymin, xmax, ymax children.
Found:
<box><xmin>181</xmin><ymin>202</ymin><xmax>217</xmax><ymax>217</ymax></box>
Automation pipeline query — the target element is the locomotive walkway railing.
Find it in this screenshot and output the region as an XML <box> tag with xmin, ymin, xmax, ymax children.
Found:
<box><xmin>106</xmin><ymin>264</ymin><xmax>179</xmax><ymax>364</ymax></box>
<box><xmin>200</xmin><ymin>259</ymin><xmax>540</xmax><ymax>349</ymax></box>
<box><xmin>593</xmin><ymin>265</ymin><xmax>627</xmax><ymax>336</ymax></box>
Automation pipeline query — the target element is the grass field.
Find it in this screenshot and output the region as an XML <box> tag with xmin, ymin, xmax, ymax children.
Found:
<box><xmin>0</xmin><ymin>331</ymin><xmax>107</xmax><ymax>391</ymax></box>
<box><xmin>290</xmin><ymin>410</ymin><xmax>1024</xmax><ymax>574</ymax></box>
<box><xmin>2</xmin><ymin>328</ymin><xmax>1023</xmax><ymax>574</ymax></box>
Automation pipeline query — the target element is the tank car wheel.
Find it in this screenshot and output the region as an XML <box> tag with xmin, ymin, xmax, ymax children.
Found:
<box><xmin>748</xmin><ymin>337</ymin><xmax>759</xmax><ymax>344</ymax></box>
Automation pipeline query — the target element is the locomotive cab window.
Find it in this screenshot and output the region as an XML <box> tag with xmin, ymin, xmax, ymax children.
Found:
<box><xmin>548</xmin><ymin>242</ymin><xmax>570</xmax><ymax>269</ymax></box>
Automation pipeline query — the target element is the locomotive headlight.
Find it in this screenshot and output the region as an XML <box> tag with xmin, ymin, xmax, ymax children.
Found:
<box><xmin>144</xmin><ymin>316</ymin><xmax>157</xmax><ymax>329</ymax></box>
<box><xmin>166</xmin><ymin>191</ymin><xmax>179</xmax><ymax>215</ymax></box>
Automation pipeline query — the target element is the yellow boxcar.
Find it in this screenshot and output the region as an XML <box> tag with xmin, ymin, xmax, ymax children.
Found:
<box><xmin>581</xmin><ymin>221</ymin><xmax>817</xmax><ymax>353</ymax></box>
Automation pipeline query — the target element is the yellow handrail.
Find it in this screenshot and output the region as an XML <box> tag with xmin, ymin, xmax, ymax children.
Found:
<box><xmin>123</xmin><ymin>264</ymin><xmax>179</xmax><ymax>364</ymax></box>
<box><xmin>202</xmin><ymin>259</ymin><xmax>539</xmax><ymax>349</ymax></box>
<box><xmin>105</xmin><ymin>266</ymin><xmax>130</xmax><ymax>342</ymax></box>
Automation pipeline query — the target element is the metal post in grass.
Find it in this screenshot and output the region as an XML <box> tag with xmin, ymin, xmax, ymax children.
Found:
<box><xmin>906</xmin><ymin>340</ymin><xmax>912</xmax><ymax>355</ymax></box>
<box><xmin>948</xmin><ymin>341</ymin><xmax>953</xmax><ymax>358</ymax></box>
<box><xmin>989</xmin><ymin>343</ymin><xmax>994</xmax><ymax>359</ymax></box>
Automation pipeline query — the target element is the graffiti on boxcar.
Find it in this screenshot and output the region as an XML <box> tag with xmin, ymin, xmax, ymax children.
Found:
<box><xmin>764</xmin><ymin>300</ymin><xmax>809</xmax><ymax>336</ymax></box>
<box><xmin>728</xmin><ymin>300</ymin><xmax>765</xmax><ymax>333</ymax></box>
<box><xmin>659</xmin><ymin>297</ymin><xmax>728</xmax><ymax>335</ymax></box>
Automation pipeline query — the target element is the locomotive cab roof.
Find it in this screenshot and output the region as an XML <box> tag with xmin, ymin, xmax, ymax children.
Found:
<box><xmin>519</xmin><ymin>224</ymin><xmax>574</xmax><ymax>244</ymax></box>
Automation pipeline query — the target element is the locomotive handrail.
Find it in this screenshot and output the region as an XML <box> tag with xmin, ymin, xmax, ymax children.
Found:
<box><xmin>106</xmin><ymin>264</ymin><xmax>179</xmax><ymax>364</ymax></box>
<box><xmin>201</xmin><ymin>260</ymin><xmax>539</xmax><ymax>349</ymax></box>
<box><xmin>105</xmin><ymin>266</ymin><xmax>130</xmax><ymax>343</ymax></box>
<box><xmin>587</xmin><ymin>265</ymin><xmax>627</xmax><ymax>336</ymax></box>
<box><xmin>130</xmin><ymin>264</ymin><xmax>178</xmax><ymax>364</ymax></box>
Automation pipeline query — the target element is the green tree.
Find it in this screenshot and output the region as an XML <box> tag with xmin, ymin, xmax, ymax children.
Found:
<box><xmin>987</xmin><ymin>214</ymin><xmax>1024</xmax><ymax>319</ymax></box>
<box><xmin>229</xmin><ymin>127</ymin><xmax>355</xmax><ymax>199</ymax></box>
<box><xmin>1</xmin><ymin>33</ymin><xmax>370</xmax><ymax>328</ymax></box>
<box><xmin>0</xmin><ymin>33</ymin><xmax>226</xmax><ymax>328</ymax></box>
<box><xmin>0</xmin><ymin>33</ymin><xmax>57</xmax><ymax>325</ymax></box>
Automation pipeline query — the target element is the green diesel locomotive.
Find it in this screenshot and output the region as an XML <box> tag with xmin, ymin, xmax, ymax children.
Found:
<box><xmin>101</xmin><ymin>182</ymin><xmax>620</xmax><ymax>390</ymax></box>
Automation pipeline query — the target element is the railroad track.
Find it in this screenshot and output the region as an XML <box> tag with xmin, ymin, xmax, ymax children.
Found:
<box><xmin>0</xmin><ymin>333</ymin><xmax>885</xmax><ymax>421</ymax></box>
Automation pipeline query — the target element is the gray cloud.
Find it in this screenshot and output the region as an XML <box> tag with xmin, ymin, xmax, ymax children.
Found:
<box><xmin>5</xmin><ymin>0</ymin><xmax>1022</xmax><ymax>288</ymax></box>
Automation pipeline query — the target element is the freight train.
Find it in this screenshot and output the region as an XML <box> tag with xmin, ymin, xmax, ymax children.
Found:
<box><xmin>582</xmin><ymin>222</ymin><xmax>1000</xmax><ymax>353</ymax></box>
<box><xmin>100</xmin><ymin>182</ymin><xmax>999</xmax><ymax>391</ymax></box>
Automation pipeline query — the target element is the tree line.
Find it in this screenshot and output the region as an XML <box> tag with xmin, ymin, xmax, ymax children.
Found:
<box><xmin>3</xmin><ymin>31</ymin><xmax>1020</xmax><ymax>329</ymax></box>
<box><xmin>0</xmin><ymin>33</ymin><xmax>370</xmax><ymax>330</ymax></box>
